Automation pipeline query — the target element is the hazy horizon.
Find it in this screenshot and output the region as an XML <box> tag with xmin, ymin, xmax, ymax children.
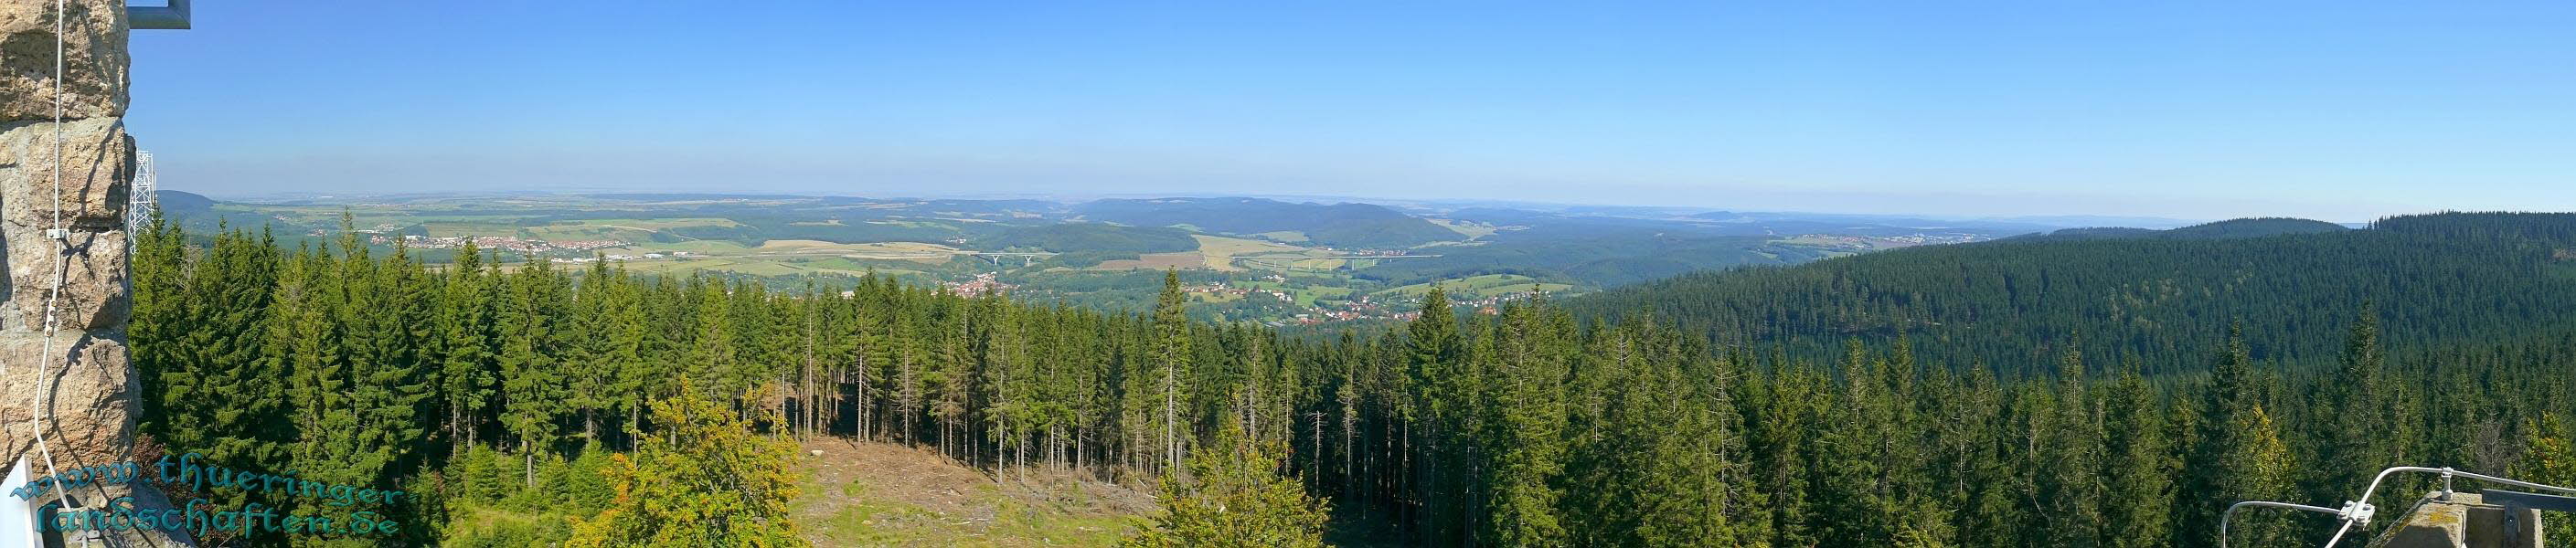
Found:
<box><xmin>128</xmin><ymin>2</ymin><xmax>2574</xmax><ymax>221</ymax></box>
<box><xmin>173</xmin><ymin>185</ymin><xmax>2403</xmax><ymax>227</ymax></box>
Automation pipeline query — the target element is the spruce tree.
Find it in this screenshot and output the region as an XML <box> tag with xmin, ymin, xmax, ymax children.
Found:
<box><xmin>2036</xmin><ymin>347</ymin><xmax>2107</xmax><ymax>548</ymax></box>
<box><xmin>129</xmin><ymin>205</ymin><xmax>188</xmax><ymax>436</ymax></box>
<box><xmin>2218</xmin><ymin>406</ymin><xmax>2299</xmax><ymax>548</ymax></box>
<box><xmin>438</xmin><ymin>242</ymin><xmax>498</xmax><ymax>450</ymax></box>
<box><xmin>2104</xmin><ymin>360</ymin><xmax>2176</xmax><ymax>548</ymax></box>
<box><xmin>566</xmin><ymin>383</ymin><xmax>807</xmax><ymax>548</ymax></box>
<box><xmin>2309</xmin><ymin>305</ymin><xmax>2390</xmax><ymax>515</ymax></box>
<box><xmin>498</xmin><ymin>258</ymin><xmax>570</xmax><ymax>486</ymax></box>
<box><xmin>157</xmin><ymin>228</ymin><xmax>286</xmax><ymax>472</ymax></box>
<box><xmin>1479</xmin><ymin>302</ymin><xmax>1568</xmax><ymax>545</ymax></box>
<box><xmin>1403</xmin><ymin>286</ymin><xmax>1469</xmax><ymax>543</ymax></box>
<box><xmin>1123</xmin><ymin>412</ymin><xmax>1329</xmax><ymax>548</ymax></box>
<box><xmin>2518</xmin><ymin>415</ymin><xmax>2576</xmax><ymax>548</ymax></box>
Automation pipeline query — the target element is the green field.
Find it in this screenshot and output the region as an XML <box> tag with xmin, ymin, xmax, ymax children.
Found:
<box><xmin>1191</xmin><ymin>235</ymin><xmax>1310</xmax><ymax>270</ymax></box>
<box><xmin>522</xmin><ymin>223</ymin><xmax>653</xmax><ymax>241</ymax></box>
<box><xmin>1427</xmin><ymin>218</ymin><xmax>1497</xmax><ymax>239</ymax></box>
<box><xmin>420</xmin><ymin>221</ymin><xmax>525</xmax><ymax>237</ymax></box>
<box><xmin>865</xmin><ymin>219</ymin><xmax>949</xmax><ymax>228</ymax></box>
<box><xmin>1251</xmin><ymin>230</ymin><xmax>1310</xmax><ymax>242</ymax></box>
<box><xmin>1372</xmin><ymin>274</ymin><xmax>1571</xmax><ymax>300</ymax></box>
<box><xmin>575</xmin><ymin>217</ymin><xmax>742</xmax><ymax>230</ymax></box>
<box><xmin>602</xmin><ymin>239</ymin><xmax>753</xmax><ymax>254</ymax></box>
<box><xmin>193</xmin><ymin>199</ymin><xmax>1581</xmax><ymax>328</ymax></box>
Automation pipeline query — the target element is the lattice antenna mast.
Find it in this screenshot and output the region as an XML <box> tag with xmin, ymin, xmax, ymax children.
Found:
<box><xmin>126</xmin><ymin>150</ymin><xmax>155</xmax><ymax>240</ymax></box>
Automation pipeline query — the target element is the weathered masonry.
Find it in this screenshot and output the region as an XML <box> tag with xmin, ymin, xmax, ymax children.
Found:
<box><xmin>2</xmin><ymin>0</ymin><xmax>188</xmax><ymax>544</ymax></box>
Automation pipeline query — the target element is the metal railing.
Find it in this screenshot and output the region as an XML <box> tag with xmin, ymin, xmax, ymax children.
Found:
<box><xmin>2221</xmin><ymin>466</ymin><xmax>2576</xmax><ymax>548</ymax></box>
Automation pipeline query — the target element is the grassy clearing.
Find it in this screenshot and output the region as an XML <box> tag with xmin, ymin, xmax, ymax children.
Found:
<box><xmin>793</xmin><ymin>438</ymin><xmax>1150</xmax><ymax>547</ymax></box>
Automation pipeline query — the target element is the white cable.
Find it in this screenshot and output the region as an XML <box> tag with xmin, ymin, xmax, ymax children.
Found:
<box><xmin>22</xmin><ymin>1</ymin><xmax>78</xmax><ymax>543</ymax></box>
<box><xmin>30</xmin><ymin>4</ymin><xmax>123</xmax><ymax>545</ymax></box>
<box><xmin>28</xmin><ymin>0</ymin><xmax>70</xmax><ymax>496</ymax></box>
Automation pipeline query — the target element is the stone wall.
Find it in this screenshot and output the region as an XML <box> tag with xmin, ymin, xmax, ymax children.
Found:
<box><xmin>0</xmin><ymin>0</ymin><xmax>187</xmax><ymax>544</ymax></box>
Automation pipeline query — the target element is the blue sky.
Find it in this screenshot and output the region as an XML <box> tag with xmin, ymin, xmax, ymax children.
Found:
<box><xmin>127</xmin><ymin>1</ymin><xmax>2573</xmax><ymax>220</ymax></box>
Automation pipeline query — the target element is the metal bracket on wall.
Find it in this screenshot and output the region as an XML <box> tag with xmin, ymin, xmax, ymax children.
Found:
<box><xmin>128</xmin><ymin>0</ymin><xmax>190</xmax><ymax>30</ymax></box>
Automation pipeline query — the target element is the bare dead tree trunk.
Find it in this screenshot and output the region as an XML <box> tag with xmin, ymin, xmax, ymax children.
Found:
<box><xmin>1309</xmin><ymin>411</ymin><xmax>1325</xmax><ymax>485</ymax></box>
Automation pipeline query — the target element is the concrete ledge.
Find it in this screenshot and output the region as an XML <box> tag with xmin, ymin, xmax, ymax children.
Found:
<box><xmin>2369</xmin><ymin>491</ymin><xmax>2543</xmax><ymax>548</ymax></box>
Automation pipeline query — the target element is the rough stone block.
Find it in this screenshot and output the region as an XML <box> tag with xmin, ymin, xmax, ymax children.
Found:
<box><xmin>0</xmin><ymin>331</ymin><xmax>133</xmax><ymax>473</ymax></box>
<box><xmin>0</xmin><ymin>0</ymin><xmax>128</xmax><ymax>121</ymax></box>
<box><xmin>3</xmin><ymin>225</ymin><xmax>126</xmax><ymax>330</ymax></box>
<box><xmin>0</xmin><ymin>117</ymin><xmax>131</xmax><ymax>229</ymax></box>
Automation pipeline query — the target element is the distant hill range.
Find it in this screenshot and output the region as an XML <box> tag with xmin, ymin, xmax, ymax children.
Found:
<box><xmin>1573</xmin><ymin>212</ymin><xmax>2576</xmax><ymax>376</ymax></box>
<box><xmin>150</xmin><ymin>190</ymin><xmax>276</xmax><ymax>229</ymax></box>
<box><xmin>150</xmin><ymin>190</ymin><xmax>2282</xmax><ymax>298</ymax></box>
<box><xmin>2004</xmin><ymin>216</ymin><xmax>2348</xmax><ymax>241</ymax></box>
<box><xmin>1684</xmin><ymin>210</ymin><xmax>2065</xmax><ymax>237</ymax></box>
<box><xmin>1073</xmin><ymin>197</ymin><xmax>1458</xmax><ymax>249</ymax></box>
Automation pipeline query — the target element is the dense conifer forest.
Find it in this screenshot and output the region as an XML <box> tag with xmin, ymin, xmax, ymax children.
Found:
<box><xmin>1576</xmin><ymin>212</ymin><xmax>2576</xmax><ymax>376</ymax></box>
<box><xmin>129</xmin><ymin>211</ymin><xmax>2576</xmax><ymax>546</ymax></box>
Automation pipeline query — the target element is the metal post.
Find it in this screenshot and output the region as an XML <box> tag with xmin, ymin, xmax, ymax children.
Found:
<box><xmin>2444</xmin><ymin>468</ymin><xmax>2457</xmax><ymax>501</ymax></box>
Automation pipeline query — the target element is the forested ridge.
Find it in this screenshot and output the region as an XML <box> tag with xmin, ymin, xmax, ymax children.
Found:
<box><xmin>2004</xmin><ymin>217</ymin><xmax>2348</xmax><ymax>242</ymax></box>
<box><xmin>1574</xmin><ymin>212</ymin><xmax>2576</xmax><ymax>377</ymax></box>
<box><xmin>130</xmin><ymin>211</ymin><xmax>2576</xmax><ymax>547</ymax></box>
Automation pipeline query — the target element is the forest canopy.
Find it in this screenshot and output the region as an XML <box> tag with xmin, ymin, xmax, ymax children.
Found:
<box><xmin>125</xmin><ymin>210</ymin><xmax>2576</xmax><ymax>547</ymax></box>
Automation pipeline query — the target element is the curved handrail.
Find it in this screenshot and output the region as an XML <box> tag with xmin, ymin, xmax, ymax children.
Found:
<box><xmin>2220</xmin><ymin>501</ymin><xmax>2339</xmax><ymax>548</ymax></box>
<box><xmin>2223</xmin><ymin>466</ymin><xmax>2576</xmax><ymax>548</ymax></box>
